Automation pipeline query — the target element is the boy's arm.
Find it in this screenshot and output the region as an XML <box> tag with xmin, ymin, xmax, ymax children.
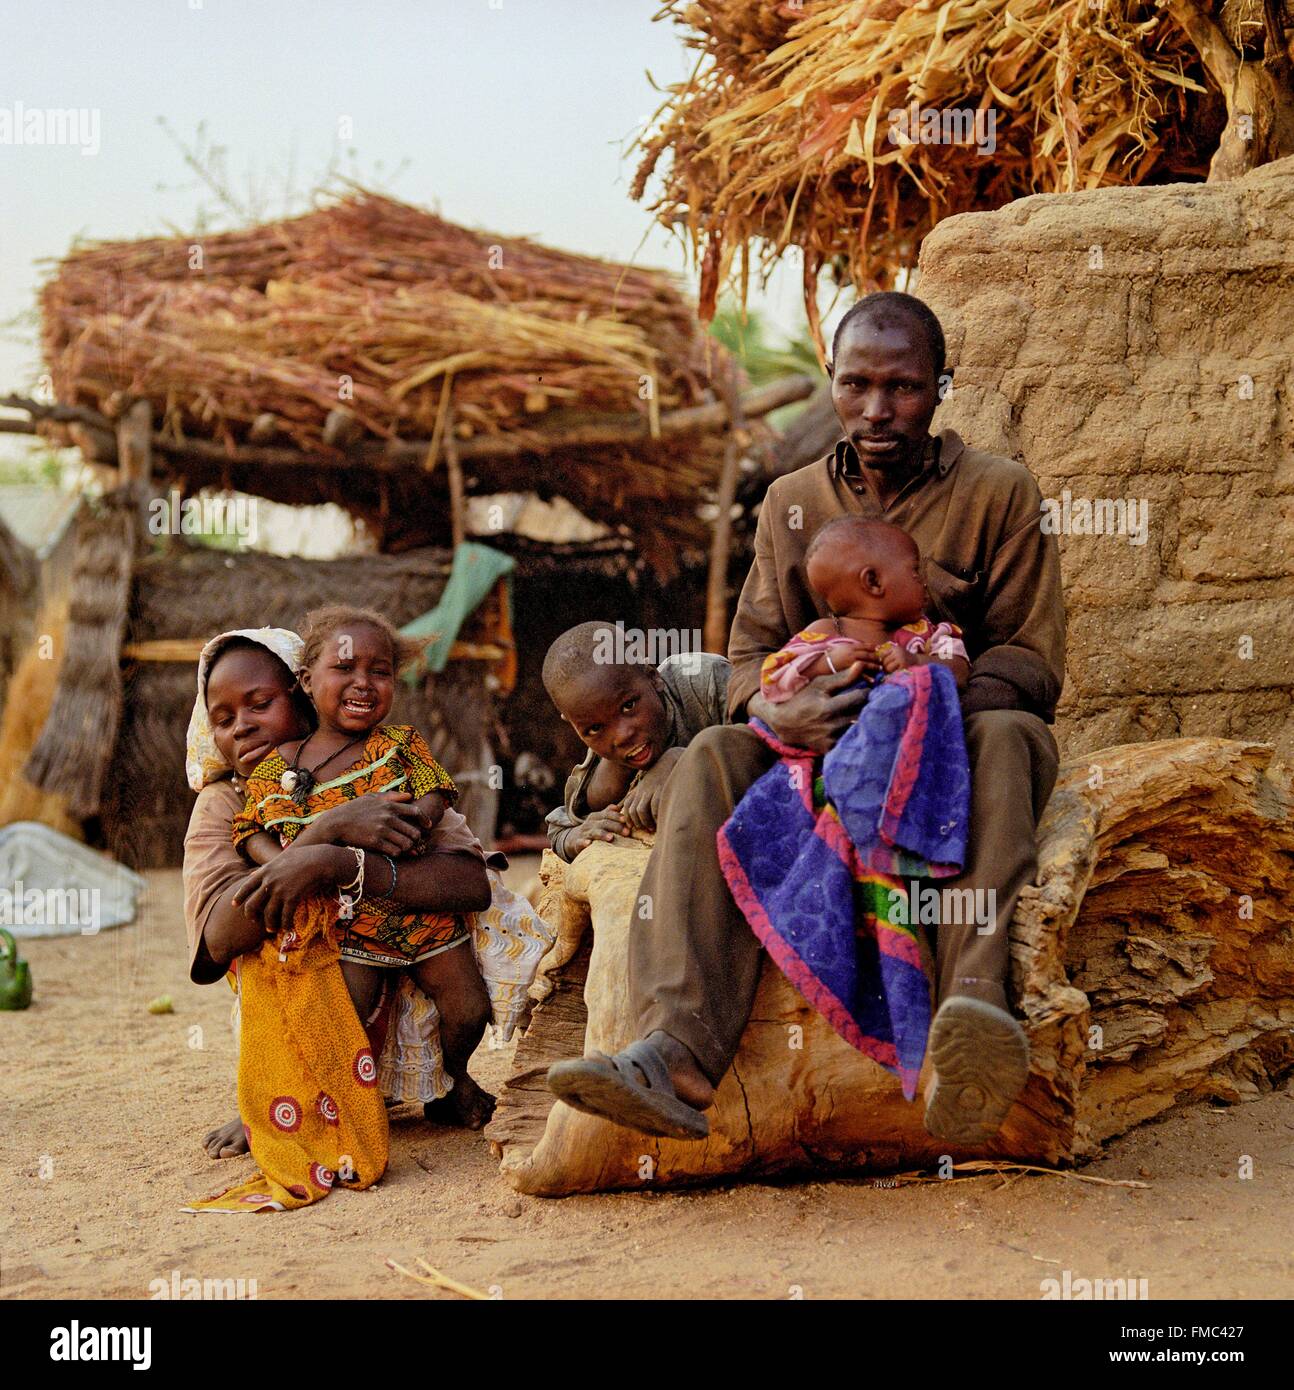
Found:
<box><xmin>618</xmin><ymin>746</ymin><xmax>685</xmax><ymax>832</ymax></box>
<box><xmin>585</xmin><ymin>757</ymin><xmax>634</xmax><ymax>811</ymax></box>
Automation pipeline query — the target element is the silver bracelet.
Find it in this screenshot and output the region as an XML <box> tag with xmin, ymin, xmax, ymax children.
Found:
<box><xmin>337</xmin><ymin>846</ymin><xmax>364</xmax><ymax>922</ymax></box>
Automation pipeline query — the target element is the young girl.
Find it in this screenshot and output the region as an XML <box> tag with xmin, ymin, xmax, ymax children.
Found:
<box><xmin>182</xmin><ymin>626</ymin><xmax>488</xmax><ymax>1168</ymax></box>
<box><xmin>232</xmin><ymin>605</ymin><xmax>494</xmax><ymax>1125</ymax></box>
<box><xmin>183</xmin><ymin>611</ymin><xmax>491</xmax><ymax>1214</ymax></box>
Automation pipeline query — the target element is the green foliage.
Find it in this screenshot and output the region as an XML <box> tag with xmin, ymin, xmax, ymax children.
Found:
<box><xmin>707</xmin><ymin>300</ymin><xmax>824</xmax><ymax>388</ymax></box>
<box><xmin>0</xmin><ymin>449</ymin><xmax>66</xmax><ymax>487</ymax></box>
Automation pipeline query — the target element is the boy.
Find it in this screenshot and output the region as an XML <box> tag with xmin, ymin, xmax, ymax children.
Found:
<box><xmin>542</xmin><ymin>621</ymin><xmax>730</xmax><ymax>861</ymax></box>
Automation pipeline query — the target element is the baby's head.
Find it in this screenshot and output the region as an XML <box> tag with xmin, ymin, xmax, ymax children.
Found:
<box><xmin>298</xmin><ymin>605</ymin><xmax>420</xmax><ymax>737</ymax></box>
<box><xmin>543</xmin><ymin>621</ymin><xmax>670</xmax><ymax>772</ymax></box>
<box><xmin>204</xmin><ymin>636</ymin><xmax>315</xmax><ymax>779</ymax></box>
<box><xmin>805</xmin><ymin>517</ymin><xmax>928</xmax><ymax>627</ymax></box>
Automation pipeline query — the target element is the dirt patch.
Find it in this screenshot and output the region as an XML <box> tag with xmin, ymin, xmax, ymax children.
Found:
<box><xmin>2</xmin><ymin>870</ymin><xmax>1290</xmax><ymax>1300</ymax></box>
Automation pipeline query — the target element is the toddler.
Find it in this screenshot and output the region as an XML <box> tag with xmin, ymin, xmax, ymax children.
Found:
<box><xmin>761</xmin><ymin>516</ymin><xmax>969</xmax><ymax>701</ymax></box>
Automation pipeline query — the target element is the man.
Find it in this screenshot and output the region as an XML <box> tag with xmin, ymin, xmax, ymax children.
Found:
<box><xmin>547</xmin><ymin>291</ymin><xmax>1065</xmax><ymax>1147</ymax></box>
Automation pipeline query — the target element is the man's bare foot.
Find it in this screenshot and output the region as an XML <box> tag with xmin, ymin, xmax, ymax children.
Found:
<box><xmin>423</xmin><ymin>1075</ymin><xmax>496</xmax><ymax>1131</ymax></box>
<box><xmin>203</xmin><ymin>1117</ymin><xmax>249</xmax><ymax>1160</ymax></box>
<box><xmin>646</xmin><ymin>1030</ymin><xmax>715</xmax><ymax>1110</ymax></box>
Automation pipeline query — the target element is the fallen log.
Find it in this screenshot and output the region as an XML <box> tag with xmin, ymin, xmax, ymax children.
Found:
<box><xmin>486</xmin><ymin>738</ymin><xmax>1294</xmax><ymax>1195</ymax></box>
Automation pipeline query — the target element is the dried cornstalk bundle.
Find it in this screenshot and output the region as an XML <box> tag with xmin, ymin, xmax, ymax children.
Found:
<box><xmin>40</xmin><ymin>191</ymin><xmax>726</xmax><ymax>453</ymax></box>
<box><xmin>635</xmin><ymin>0</ymin><xmax>1214</xmax><ymax>330</ymax></box>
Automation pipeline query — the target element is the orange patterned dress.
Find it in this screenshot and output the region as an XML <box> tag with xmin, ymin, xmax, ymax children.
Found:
<box><xmin>232</xmin><ymin>725</ymin><xmax>468</xmax><ymax>967</ymax></box>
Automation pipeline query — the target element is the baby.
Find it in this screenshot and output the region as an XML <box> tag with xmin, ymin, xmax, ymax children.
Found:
<box><xmin>542</xmin><ymin>621</ymin><xmax>730</xmax><ymax>859</ymax></box>
<box><xmin>761</xmin><ymin>516</ymin><xmax>969</xmax><ymax>702</ymax></box>
<box><xmin>233</xmin><ymin>603</ymin><xmax>493</xmax><ymax>1124</ymax></box>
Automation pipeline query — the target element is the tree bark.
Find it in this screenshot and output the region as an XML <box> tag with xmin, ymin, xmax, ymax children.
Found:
<box><xmin>1169</xmin><ymin>0</ymin><xmax>1294</xmax><ymax>180</ymax></box>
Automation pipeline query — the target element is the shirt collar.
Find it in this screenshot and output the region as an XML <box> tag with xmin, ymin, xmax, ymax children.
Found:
<box><xmin>829</xmin><ymin>429</ymin><xmax>963</xmax><ymax>482</ymax></box>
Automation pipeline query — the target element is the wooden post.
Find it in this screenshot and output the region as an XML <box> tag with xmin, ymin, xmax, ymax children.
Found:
<box><xmin>703</xmin><ymin>368</ymin><xmax>746</xmax><ymax>655</ymax></box>
<box><xmin>115</xmin><ymin>398</ymin><xmax>153</xmax><ymax>554</ymax></box>
<box><xmin>116</xmin><ymin>399</ymin><xmax>152</xmax><ymax>484</ymax></box>
<box><xmin>445</xmin><ymin>426</ymin><xmax>467</xmax><ymax>550</ymax></box>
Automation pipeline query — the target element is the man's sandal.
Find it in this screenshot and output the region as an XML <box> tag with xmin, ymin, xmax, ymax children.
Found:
<box><xmin>923</xmin><ymin>996</ymin><xmax>1030</xmax><ymax>1146</ymax></box>
<box><xmin>546</xmin><ymin>1039</ymin><xmax>710</xmax><ymax>1141</ymax></box>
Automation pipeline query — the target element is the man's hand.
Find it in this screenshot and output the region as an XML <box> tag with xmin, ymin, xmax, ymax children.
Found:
<box><xmin>747</xmin><ymin>661</ymin><xmax>874</xmax><ymax>754</ymax></box>
<box><xmin>568</xmin><ymin>807</ymin><xmax>631</xmax><ymax>857</ymax></box>
<box><xmin>232</xmin><ymin>845</ymin><xmax>350</xmax><ymax>938</ymax></box>
<box><xmin>619</xmin><ymin>747</ymin><xmax>684</xmax><ymax>832</ymax></box>
<box><xmin>299</xmin><ymin>791</ymin><xmax>432</xmax><ymax>856</ymax></box>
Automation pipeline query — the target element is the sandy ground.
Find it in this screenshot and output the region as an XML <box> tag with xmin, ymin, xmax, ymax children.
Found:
<box><xmin>3</xmin><ymin>866</ymin><xmax>1292</xmax><ymax>1302</ymax></box>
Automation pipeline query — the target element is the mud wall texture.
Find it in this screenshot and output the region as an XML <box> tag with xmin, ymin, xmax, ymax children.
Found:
<box><xmin>920</xmin><ymin>155</ymin><xmax>1294</xmax><ymax>761</ymax></box>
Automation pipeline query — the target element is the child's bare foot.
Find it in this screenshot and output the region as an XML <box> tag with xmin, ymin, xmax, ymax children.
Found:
<box><xmin>423</xmin><ymin>1075</ymin><xmax>496</xmax><ymax>1131</ymax></box>
<box><xmin>203</xmin><ymin>1117</ymin><xmax>249</xmax><ymax>1159</ymax></box>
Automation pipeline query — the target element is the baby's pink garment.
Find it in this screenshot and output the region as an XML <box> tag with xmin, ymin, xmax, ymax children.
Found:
<box><xmin>760</xmin><ymin>631</ymin><xmax>874</xmax><ymax>704</ymax></box>
<box><xmin>760</xmin><ymin>619</ymin><xmax>967</xmax><ymax>704</ymax></box>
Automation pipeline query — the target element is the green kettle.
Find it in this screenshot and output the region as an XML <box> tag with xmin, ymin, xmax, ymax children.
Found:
<box><xmin>0</xmin><ymin>929</ymin><xmax>32</xmax><ymax>1010</ymax></box>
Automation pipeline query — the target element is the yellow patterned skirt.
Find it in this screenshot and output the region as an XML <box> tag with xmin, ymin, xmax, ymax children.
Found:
<box><xmin>182</xmin><ymin>899</ymin><xmax>389</xmax><ymax>1214</ymax></box>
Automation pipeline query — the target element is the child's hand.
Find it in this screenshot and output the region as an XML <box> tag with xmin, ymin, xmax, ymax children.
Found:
<box><xmin>568</xmin><ymin>807</ymin><xmax>629</xmax><ymax>856</ymax></box>
<box><xmin>416</xmin><ymin>791</ymin><xmax>448</xmax><ymax>832</ymax></box>
<box><xmin>305</xmin><ymin>792</ymin><xmax>429</xmax><ymax>856</ymax></box>
<box><xmin>619</xmin><ymin>747</ymin><xmax>684</xmax><ymax>832</ymax></box>
<box><xmin>879</xmin><ymin>643</ymin><xmax>919</xmax><ymax>674</ymax></box>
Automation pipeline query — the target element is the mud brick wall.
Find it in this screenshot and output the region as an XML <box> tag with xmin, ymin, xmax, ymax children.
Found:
<box><xmin>919</xmin><ymin>154</ymin><xmax>1294</xmax><ymax>761</ymax></box>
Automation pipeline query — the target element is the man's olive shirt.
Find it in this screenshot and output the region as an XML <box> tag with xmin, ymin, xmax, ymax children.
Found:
<box><xmin>727</xmin><ymin>430</ymin><xmax>1066</xmax><ymax>724</ymax></box>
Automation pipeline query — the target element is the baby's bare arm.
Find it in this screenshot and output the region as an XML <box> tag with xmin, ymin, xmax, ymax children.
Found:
<box><xmin>240</xmin><ymin>830</ymin><xmax>282</xmax><ymax>865</ymax></box>
<box><xmin>882</xmin><ymin>646</ymin><xmax>971</xmax><ymax>690</ymax></box>
<box><xmin>410</xmin><ymin>791</ymin><xmax>448</xmax><ymax>830</ymax></box>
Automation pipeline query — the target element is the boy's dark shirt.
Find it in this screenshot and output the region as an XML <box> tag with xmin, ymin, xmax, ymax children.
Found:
<box><xmin>727</xmin><ymin>430</ymin><xmax>1066</xmax><ymax>723</ymax></box>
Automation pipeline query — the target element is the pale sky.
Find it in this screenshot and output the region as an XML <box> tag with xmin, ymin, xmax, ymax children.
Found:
<box><xmin>0</xmin><ymin>0</ymin><xmax>814</xmax><ymax>447</ymax></box>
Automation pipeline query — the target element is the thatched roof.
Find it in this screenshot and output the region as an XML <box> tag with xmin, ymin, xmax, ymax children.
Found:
<box><xmin>38</xmin><ymin>191</ymin><xmax>746</xmax><ymax>573</ymax></box>
<box><xmin>634</xmin><ymin>1</ymin><xmax>1217</xmax><ymax>335</ymax></box>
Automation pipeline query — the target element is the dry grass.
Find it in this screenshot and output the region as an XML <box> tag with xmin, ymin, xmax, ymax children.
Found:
<box><xmin>0</xmin><ymin>596</ymin><xmax>81</xmax><ymax>836</ymax></box>
<box><xmin>23</xmin><ymin>499</ymin><xmax>134</xmax><ymax>817</ymax></box>
<box><xmin>634</xmin><ymin>0</ymin><xmax>1214</xmax><ymax>336</ymax></box>
<box><xmin>40</xmin><ymin>190</ymin><xmax>727</xmax><ymax>454</ymax></box>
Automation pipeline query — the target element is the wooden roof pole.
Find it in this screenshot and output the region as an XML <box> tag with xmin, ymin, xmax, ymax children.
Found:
<box><xmin>445</xmin><ymin>425</ymin><xmax>467</xmax><ymax>549</ymax></box>
<box><xmin>116</xmin><ymin>398</ymin><xmax>153</xmax><ymax>554</ymax></box>
<box><xmin>703</xmin><ymin>365</ymin><xmax>747</xmax><ymax>655</ymax></box>
<box><xmin>1</xmin><ymin>375</ymin><xmax>816</xmax><ymax>471</ymax></box>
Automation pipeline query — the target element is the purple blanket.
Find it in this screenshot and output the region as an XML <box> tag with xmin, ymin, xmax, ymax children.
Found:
<box><xmin>717</xmin><ymin>662</ymin><xmax>970</xmax><ymax>1099</ymax></box>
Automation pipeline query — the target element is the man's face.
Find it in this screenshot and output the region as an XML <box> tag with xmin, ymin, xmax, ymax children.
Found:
<box><xmin>829</xmin><ymin>317</ymin><xmax>941</xmax><ymax>477</ymax></box>
<box><xmin>558</xmin><ymin>668</ymin><xmax>669</xmax><ymax>771</ymax></box>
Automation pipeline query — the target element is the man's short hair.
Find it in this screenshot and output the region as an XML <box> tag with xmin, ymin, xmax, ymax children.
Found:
<box><xmin>830</xmin><ymin>291</ymin><xmax>946</xmax><ymax>379</ymax></box>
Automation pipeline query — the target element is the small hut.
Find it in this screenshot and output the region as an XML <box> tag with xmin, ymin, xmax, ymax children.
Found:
<box><xmin>9</xmin><ymin>192</ymin><xmax>811</xmax><ymax>863</ymax></box>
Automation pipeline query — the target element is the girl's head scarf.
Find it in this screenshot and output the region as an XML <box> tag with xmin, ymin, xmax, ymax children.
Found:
<box><xmin>185</xmin><ymin>628</ymin><xmax>304</xmax><ymax>792</ymax></box>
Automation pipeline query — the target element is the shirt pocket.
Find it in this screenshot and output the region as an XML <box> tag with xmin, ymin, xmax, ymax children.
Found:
<box><xmin>924</xmin><ymin>557</ymin><xmax>984</xmax><ymax>629</ymax></box>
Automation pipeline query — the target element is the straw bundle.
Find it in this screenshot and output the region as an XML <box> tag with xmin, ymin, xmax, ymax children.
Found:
<box><xmin>23</xmin><ymin>498</ymin><xmax>135</xmax><ymax>817</ymax></box>
<box><xmin>634</xmin><ymin>1</ymin><xmax>1214</xmax><ymax>327</ymax></box>
<box><xmin>0</xmin><ymin>597</ymin><xmax>82</xmax><ymax>838</ymax></box>
<box><xmin>41</xmin><ymin>191</ymin><xmax>722</xmax><ymax>453</ymax></box>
